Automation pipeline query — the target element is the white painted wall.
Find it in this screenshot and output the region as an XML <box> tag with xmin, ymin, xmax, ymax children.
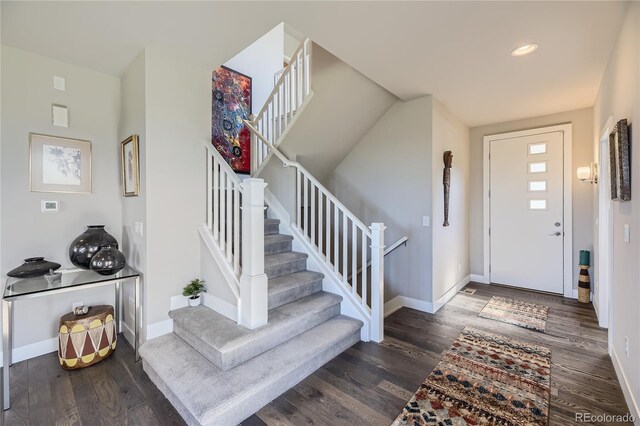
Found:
<box><xmin>469</xmin><ymin>107</ymin><xmax>594</xmax><ymax>287</ymax></box>
<box><xmin>592</xmin><ymin>1</ymin><xmax>640</xmax><ymax>417</ymax></box>
<box><xmin>144</xmin><ymin>48</ymin><xmax>209</xmax><ymax>327</ymax></box>
<box><xmin>119</xmin><ymin>51</ymin><xmax>146</xmax><ymax>343</ymax></box>
<box><xmin>328</xmin><ymin>96</ymin><xmax>433</xmax><ymax>302</ymax></box>
<box><xmin>277</xmin><ymin>43</ymin><xmax>397</xmax><ymax>184</ymax></box>
<box><xmin>223</xmin><ymin>23</ymin><xmax>284</xmax><ymax>114</ymax></box>
<box><xmin>431</xmin><ymin>99</ymin><xmax>470</xmax><ymax>303</ymax></box>
<box><xmin>0</xmin><ymin>46</ymin><xmax>121</xmax><ymax>350</ymax></box>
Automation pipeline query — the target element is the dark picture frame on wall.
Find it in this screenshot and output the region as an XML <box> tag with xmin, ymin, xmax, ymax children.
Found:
<box><xmin>120</xmin><ymin>134</ymin><xmax>140</xmax><ymax>197</ymax></box>
<box><xmin>211</xmin><ymin>65</ymin><xmax>252</xmax><ymax>174</ymax></box>
<box><xmin>610</xmin><ymin>119</ymin><xmax>631</xmax><ymax>201</ymax></box>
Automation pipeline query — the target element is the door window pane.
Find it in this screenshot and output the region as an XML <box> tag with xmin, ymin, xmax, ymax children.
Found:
<box><xmin>528</xmin><ymin>143</ymin><xmax>547</xmax><ymax>155</ymax></box>
<box><xmin>528</xmin><ymin>161</ymin><xmax>547</xmax><ymax>173</ymax></box>
<box><xmin>529</xmin><ymin>199</ymin><xmax>547</xmax><ymax>210</ymax></box>
<box><xmin>528</xmin><ymin>180</ymin><xmax>547</xmax><ymax>192</ymax></box>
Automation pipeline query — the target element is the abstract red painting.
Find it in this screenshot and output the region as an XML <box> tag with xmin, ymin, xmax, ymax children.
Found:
<box><xmin>211</xmin><ymin>66</ymin><xmax>252</xmax><ymax>173</ymax></box>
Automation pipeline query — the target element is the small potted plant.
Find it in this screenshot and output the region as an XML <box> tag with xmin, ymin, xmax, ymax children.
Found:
<box><xmin>183</xmin><ymin>279</ymin><xmax>206</xmax><ymax>307</ymax></box>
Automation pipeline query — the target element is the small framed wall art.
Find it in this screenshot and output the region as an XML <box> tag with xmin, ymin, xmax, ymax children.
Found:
<box><xmin>121</xmin><ymin>134</ymin><xmax>140</xmax><ymax>196</ymax></box>
<box><xmin>610</xmin><ymin>119</ymin><xmax>631</xmax><ymax>201</ymax></box>
<box><xmin>30</xmin><ymin>133</ymin><xmax>91</xmax><ymax>194</ymax></box>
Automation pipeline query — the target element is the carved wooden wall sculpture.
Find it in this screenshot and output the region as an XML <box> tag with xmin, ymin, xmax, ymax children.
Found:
<box><xmin>443</xmin><ymin>151</ymin><xmax>453</xmax><ymax>227</ymax></box>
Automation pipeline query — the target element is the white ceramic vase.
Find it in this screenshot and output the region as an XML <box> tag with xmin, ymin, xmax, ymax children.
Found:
<box><xmin>188</xmin><ymin>295</ymin><xmax>201</xmax><ymax>307</ymax></box>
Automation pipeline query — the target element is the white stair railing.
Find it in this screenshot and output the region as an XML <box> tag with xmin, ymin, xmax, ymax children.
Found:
<box><xmin>252</xmin><ymin>38</ymin><xmax>312</xmax><ymax>175</ymax></box>
<box><xmin>245</xmin><ymin>122</ymin><xmax>386</xmax><ymax>342</ymax></box>
<box><xmin>203</xmin><ymin>142</ymin><xmax>268</xmax><ymax>328</ymax></box>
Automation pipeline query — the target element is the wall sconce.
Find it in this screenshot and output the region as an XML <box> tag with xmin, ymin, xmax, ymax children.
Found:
<box><xmin>577</xmin><ymin>162</ymin><xmax>598</xmax><ymax>184</ymax></box>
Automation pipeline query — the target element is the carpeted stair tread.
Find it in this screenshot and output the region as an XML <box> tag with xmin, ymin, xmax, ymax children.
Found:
<box><xmin>140</xmin><ymin>315</ymin><xmax>362</xmax><ymax>426</ymax></box>
<box><xmin>264</xmin><ymin>251</ymin><xmax>308</xmax><ymax>278</ymax></box>
<box><xmin>264</xmin><ymin>218</ymin><xmax>281</xmax><ymax>236</ymax></box>
<box><xmin>268</xmin><ymin>271</ymin><xmax>324</xmax><ymax>309</ymax></box>
<box><xmin>170</xmin><ymin>291</ymin><xmax>342</xmax><ymax>371</ymax></box>
<box><xmin>264</xmin><ymin>233</ymin><xmax>294</xmax><ymax>254</ymax></box>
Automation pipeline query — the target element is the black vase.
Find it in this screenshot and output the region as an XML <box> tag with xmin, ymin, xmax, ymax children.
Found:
<box><xmin>7</xmin><ymin>257</ymin><xmax>61</xmax><ymax>278</ymax></box>
<box><xmin>90</xmin><ymin>245</ymin><xmax>126</xmax><ymax>276</ymax></box>
<box><xmin>69</xmin><ymin>225</ymin><xmax>119</xmax><ymax>270</ymax></box>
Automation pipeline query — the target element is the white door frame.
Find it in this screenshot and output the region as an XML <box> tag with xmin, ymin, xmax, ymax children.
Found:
<box><xmin>596</xmin><ymin>116</ymin><xmax>614</xmax><ymax>340</ymax></box>
<box><xmin>482</xmin><ymin>124</ymin><xmax>574</xmax><ymax>298</ymax></box>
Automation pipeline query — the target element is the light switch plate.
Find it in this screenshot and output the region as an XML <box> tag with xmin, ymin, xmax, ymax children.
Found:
<box><xmin>624</xmin><ymin>224</ymin><xmax>630</xmax><ymax>243</ymax></box>
<box><xmin>135</xmin><ymin>221</ymin><xmax>144</xmax><ymax>236</ymax></box>
<box><xmin>52</xmin><ymin>104</ymin><xmax>69</xmax><ymax>127</ymax></box>
<box><xmin>53</xmin><ymin>75</ymin><xmax>66</xmax><ymax>91</ymax></box>
<box><xmin>422</xmin><ymin>216</ymin><xmax>430</xmax><ymax>227</ymax></box>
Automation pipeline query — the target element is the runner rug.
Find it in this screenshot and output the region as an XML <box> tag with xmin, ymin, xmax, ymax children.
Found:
<box><xmin>392</xmin><ymin>327</ymin><xmax>551</xmax><ymax>426</ymax></box>
<box><xmin>479</xmin><ymin>296</ymin><xmax>549</xmax><ymax>332</ymax></box>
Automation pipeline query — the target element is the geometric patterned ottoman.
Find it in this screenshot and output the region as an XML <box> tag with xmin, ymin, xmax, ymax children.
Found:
<box><xmin>58</xmin><ymin>305</ymin><xmax>117</xmax><ymax>370</ymax></box>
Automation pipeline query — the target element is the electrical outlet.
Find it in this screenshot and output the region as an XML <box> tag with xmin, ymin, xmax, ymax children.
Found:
<box><xmin>624</xmin><ymin>224</ymin><xmax>630</xmax><ymax>243</ymax></box>
<box><xmin>625</xmin><ymin>336</ymin><xmax>629</xmax><ymax>357</ymax></box>
<box><xmin>72</xmin><ymin>301</ymin><xmax>84</xmax><ymax>310</ymax></box>
<box><xmin>595</xmin><ymin>280</ymin><xmax>599</xmax><ymax>291</ymax></box>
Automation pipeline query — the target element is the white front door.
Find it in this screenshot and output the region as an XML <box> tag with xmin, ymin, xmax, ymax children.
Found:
<box><xmin>489</xmin><ymin>131</ymin><xmax>564</xmax><ymax>293</ymax></box>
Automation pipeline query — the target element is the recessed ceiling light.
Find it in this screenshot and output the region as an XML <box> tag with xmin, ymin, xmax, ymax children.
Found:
<box><xmin>511</xmin><ymin>43</ymin><xmax>539</xmax><ymax>57</ymax></box>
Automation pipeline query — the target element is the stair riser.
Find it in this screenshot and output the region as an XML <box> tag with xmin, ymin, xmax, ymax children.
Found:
<box><xmin>269</xmin><ymin>279</ymin><xmax>323</xmax><ymax>310</ymax></box>
<box><xmin>208</xmin><ymin>328</ymin><xmax>360</xmax><ymax>425</ymax></box>
<box><xmin>173</xmin><ymin>303</ymin><xmax>341</xmax><ymax>371</ymax></box>
<box><xmin>265</xmin><ymin>223</ymin><xmax>280</xmax><ymax>235</ymax></box>
<box><xmin>265</xmin><ymin>258</ymin><xmax>307</xmax><ymax>279</ymax></box>
<box><xmin>140</xmin><ymin>321</ymin><xmax>361</xmax><ymax>426</ymax></box>
<box><xmin>264</xmin><ymin>240</ymin><xmax>292</xmax><ymax>255</ymax></box>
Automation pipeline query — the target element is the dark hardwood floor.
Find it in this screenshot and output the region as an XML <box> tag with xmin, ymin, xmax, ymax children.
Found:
<box><xmin>2</xmin><ymin>282</ymin><xmax>630</xmax><ymax>425</ymax></box>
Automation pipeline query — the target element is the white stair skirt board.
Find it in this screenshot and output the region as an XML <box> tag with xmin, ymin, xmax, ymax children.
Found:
<box><xmin>611</xmin><ymin>346</ymin><xmax>640</xmax><ymax>422</ymax></box>
<box><xmin>384</xmin><ymin>275</ymin><xmax>470</xmax><ymax>317</ymax></box>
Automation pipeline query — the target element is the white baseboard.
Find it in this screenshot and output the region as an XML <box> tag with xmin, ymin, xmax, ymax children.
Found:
<box><xmin>0</xmin><ymin>337</ymin><xmax>59</xmax><ymax>364</ymax></box>
<box><xmin>170</xmin><ymin>294</ymin><xmax>188</xmax><ymax>310</ymax></box>
<box><xmin>384</xmin><ymin>295</ymin><xmax>433</xmax><ymax>316</ymax></box>
<box><xmin>385</xmin><ymin>276</ymin><xmax>471</xmax><ymax>317</ymax></box>
<box><xmin>203</xmin><ymin>293</ymin><xmax>238</xmax><ymax>322</ymax></box>
<box><xmin>470</xmin><ymin>274</ymin><xmax>489</xmax><ymax>284</ymax></box>
<box><xmin>146</xmin><ymin>319</ymin><xmax>173</xmax><ymax>340</ymax></box>
<box><xmin>384</xmin><ymin>296</ymin><xmax>406</xmax><ymax>317</ymax></box>
<box><xmin>432</xmin><ymin>275</ymin><xmax>471</xmax><ymax>313</ymax></box>
<box><xmin>611</xmin><ymin>346</ymin><xmax>640</xmax><ymax>422</ymax></box>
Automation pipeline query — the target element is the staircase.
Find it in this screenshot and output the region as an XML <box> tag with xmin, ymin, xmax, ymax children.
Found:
<box><xmin>140</xmin><ymin>37</ymin><xmax>383</xmax><ymax>425</ymax></box>
<box><xmin>140</xmin><ymin>214</ymin><xmax>363</xmax><ymax>425</ymax></box>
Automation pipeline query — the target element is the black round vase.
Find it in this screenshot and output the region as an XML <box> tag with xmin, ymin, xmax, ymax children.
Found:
<box><xmin>7</xmin><ymin>257</ymin><xmax>61</xmax><ymax>278</ymax></box>
<box><xmin>90</xmin><ymin>245</ymin><xmax>126</xmax><ymax>276</ymax></box>
<box><xmin>69</xmin><ymin>225</ymin><xmax>119</xmax><ymax>270</ymax></box>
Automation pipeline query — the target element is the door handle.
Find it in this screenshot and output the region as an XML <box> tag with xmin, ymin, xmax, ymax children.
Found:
<box><xmin>548</xmin><ymin>232</ymin><xmax>562</xmax><ymax>236</ymax></box>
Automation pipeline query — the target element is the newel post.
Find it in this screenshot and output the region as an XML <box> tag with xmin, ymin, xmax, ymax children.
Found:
<box><xmin>239</xmin><ymin>178</ymin><xmax>268</xmax><ymax>329</ymax></box>
<box><xmin>370</xmin><ymin>222</ymin><xmax>385</xmax><ymax>342</ymax></box>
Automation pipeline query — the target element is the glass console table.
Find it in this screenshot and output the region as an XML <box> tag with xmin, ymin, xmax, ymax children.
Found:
<box><xmin>2</xmin><ymin>266</ymin><xmax>141</xmax><ymax>410</ymax></box>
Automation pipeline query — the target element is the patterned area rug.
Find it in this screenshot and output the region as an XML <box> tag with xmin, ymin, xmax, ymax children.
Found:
<box><xmin>392</xmin><ymin>327</ymin><xmax>551</xmax><ymax>426</ymax></box>
<box><xmin>479</xmin><ymin>296</ymin><xmax>549</xmax><ymax>332</ymax></box>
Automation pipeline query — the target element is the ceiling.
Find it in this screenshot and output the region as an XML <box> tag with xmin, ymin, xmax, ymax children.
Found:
<box><xmin>1</xmin><ymin>1</ymin><xmax>629</xmax><ymax>127</ymax></box>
